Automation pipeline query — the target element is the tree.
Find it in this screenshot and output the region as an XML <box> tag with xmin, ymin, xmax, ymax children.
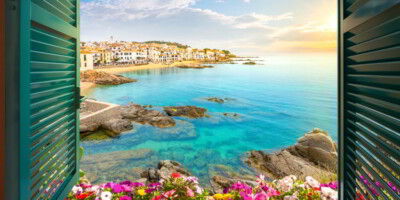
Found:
<box><xmin>222</xmin><ymin>50</ymin><xmax>230</xmax><ymax>55</ymax></box>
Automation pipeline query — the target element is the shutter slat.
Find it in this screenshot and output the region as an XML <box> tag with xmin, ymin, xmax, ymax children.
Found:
<box><xmin>348</xmin><ymin>31</ymin><xmax>400</xmax><ymax>54</ymax></box>
<box><xmin>31</xmin><ymin>40</ymin><xmax>76</xmax><ymax>56</ymax></box>
<box><xmin>348</xmin><ymin>46</ymin><xmax>400</xmax><ymax>63</ymax></box>
<box><xmin>346</xmin><ymin>137</ymin><xmax>399</xmax><ymax>199</ymax></box>
<box><xmin>347</xmin><ymin>101</ymin><xmax>400</xmax><ymax>134</ymax></box>
<box><xmin>30</xmin><ymin>99</ymin><xmax>74</xmax><ymax>124</ymax></box>
<box><xmin>31</xmin><ymin>92</ymin><xmax>75</xmax><ymax>113</ymax></box>
<box><xmin>347</xmin><ymin>93</ymin><xmax>400</xmax><ymax>119</ymax></box>
<box><xmin>348</xmin><ymin>17</ymin><xmax>400</xmax><ymax>44</ymax></box>
<box><xmin>347</xmin><ymin>83</ymin><xmax>400</xmax><ymax>103</ymax></box>
<box><xmin>347</xmin><ymin>61</ymin><xmax>400</xmax><ymax>74</ymax></box>
<box><xmin>30</xmin><ymin>108</ymin><xmax>72</xmax><ymax>134</ymax></box>
<box><xmin>31</xmin><ymin>62</ymin><xmax>75</xmax><ymax>72</ymax></box>
<box><xmin>32</xmin><ymin>0</ymin><xmax>76</xmax><ymax>24</ymax></box>
<box><xmin>31</xmin><ymin>71</ymin><xmax>76</xmax><ymax>82</ymax></box>
<box><xmin>31</xmin><ymin>78</ymin><xmax>76</xmax><ymax>93</ymax></box>
<box><xmin>31</xmin><ymin>50</ymin><xmax>75</xmax><ymax>63</ymax></box>
<box><xmin>31</xmin><ymin>84</ymin><xmax>75</xmax><ymax>103</ymax></box>
<box><xmin>347</xmin><ymin>75</ymin><xmax>400</xmax><ymax>89</ymax></box>
<box><xmin>31</xmin><ymin>28</ymin><xmax>75</xmax><ymax>49</ymax></box>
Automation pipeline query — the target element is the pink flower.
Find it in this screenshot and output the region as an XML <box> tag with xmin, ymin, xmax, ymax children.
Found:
<box><xmin>112</xmin><ymin>184</ymin><xmax>124</xmax><ymax>193</ymax></box>
<box><xmin>120</xmin><ymin>196</ymin><xmax>132</xmax><ymax>200</ymax></box>
<box><xmin>187</xmin><ymin>187</ymin><xmax>195</xmax><ymax>197</ymax></box>
<box><xmin>163</xmin><ymin>190</ymin><xmax>176</xmax><ymax>198</ymax></box>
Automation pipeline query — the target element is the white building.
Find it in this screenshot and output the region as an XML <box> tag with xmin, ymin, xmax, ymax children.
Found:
<box><xmin>80</xmin><ymin>52</ymin><xmax>94</xmax><ymax>71</ymax></box>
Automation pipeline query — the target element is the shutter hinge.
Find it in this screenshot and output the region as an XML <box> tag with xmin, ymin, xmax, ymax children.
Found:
<box><xmin>76</xmin><ymin>87</ymin><xmax>81</xmax><ymax>109</ymax></box>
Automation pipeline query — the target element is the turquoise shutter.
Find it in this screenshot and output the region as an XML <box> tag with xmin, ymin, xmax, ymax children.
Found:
<box><xmin>339</xmin><ymin>1</ymin><xmax>400</xmax><ymax>200</ymax></box>
<box><xmin>19</xmin><ymin>0</ymin><xmax>80</xmax><ymax>199</ymax></box>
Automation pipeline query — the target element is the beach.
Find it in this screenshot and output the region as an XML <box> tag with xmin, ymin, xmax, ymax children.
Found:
<box><xmin>93</xmin><ymin>60</ymin><xmax>199</xmax><ymax>74</ymax></box>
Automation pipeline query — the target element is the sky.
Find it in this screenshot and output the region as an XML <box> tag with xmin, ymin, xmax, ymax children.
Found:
<box><xmin>80</xmin><ymin>0</ymin><xmax>337</xmax><ymax>56</ymax></box>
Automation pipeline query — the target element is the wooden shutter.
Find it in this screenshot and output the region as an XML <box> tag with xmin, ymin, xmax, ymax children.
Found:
<box><xmin>339</xmin><ymin>0</ymin><xmax>400</xmax><ymax>200</ymax></box>
<box><xmin>15</xmin><ymin>0</ymin><xmax>80</xmax><ymax>199</ymax></box>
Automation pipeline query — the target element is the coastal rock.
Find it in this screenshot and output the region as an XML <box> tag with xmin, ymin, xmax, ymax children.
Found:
<box><xmin>102</xmin><ymin>118</ymin><xmax>134</xmax><ymax>135</ymax></box>
<box><xmin>209</xmin><ymin>164</ymin><xmax>258</xmax><ymax>194</ymax></box>
<box><xmin>203</xmin><ymin>97</ymin><xmax>236</xmax><ymax>104</ymax></box>
<box><xmin>80</xmin><ymin>122</ymin><xmax>101</xmax><ymax>133</ymax></box>
<box><xmin>141</xmin><ymin>160</ymin><xmax>192</xmax><ymax>182</ymax></box>
<box><xmin>81</xmin><ymin>70</ymin><xmax>136</xmax><ymax>85</ymax></box>
<box><xmin>121</xmin><ymin>104</ymin><xmax>176</xmax><ymax>128</ymax></box>
<box><xmin>244</xmin><ymin>128</ymin><xmax>337</xmax><ymax>181</ymax></box>
<box><xmin>243</xmin><ymin>62</ymin><xmax>257</xmax><ymax>65</ymax></box>
<box><xmin>223</xmin><ymin>113</ymin><xmax>240</xmax><ymax>118</ymax></box>
<box><xmin>177</xmin><ymin>64</ymin><xmax>214</xmax><ymax>69</ymax></box>
<box><xmin>164</xmin><ymin>106</ymin><xmax>209</xmax><ymax>118</ymax></box>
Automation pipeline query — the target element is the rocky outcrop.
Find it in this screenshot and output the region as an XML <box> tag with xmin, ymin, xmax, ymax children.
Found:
<box><xmin>164</xmin><ymin>106</ymin><xmax>209</xmax><ymax>118</ymax></box>
<box><xmin>102</xmin><ymin>119</ymin><xmax>134</xmax><ymax>136</ymax></box>
<box><xmin>120</xmin><ymin>104</ymin><xmax>176</xmax><ymax>128</ymax></box>
<box><xmin>177</xmin><ymin>64</ymin><xmax>214</xmax><ymax>69</ymax></box>
<box><xmin>141</xmin><ymin>160</ymin><xmax>192</xmax><ymax>182</ymax></box>
<box><xmin>209</xmin><ymin>164</ymin><xmax>258</xmax><ymax>194</ymax></box>
<box><xmin>80</xmin><ymin>118</ymin><xmax>134</xmax><ymax>137</ymax></box>
<box><xmin>81</xmin><ymin>70</ymin><xmax>136</xmax><ymax>85</ymax></box>
<box><xmin>244</xmin><ymin>128</ymin><xmax>337</xmax><ymax>181</ymax></box>
<box><xmin>203</xmin><ymin>97</ymin><xmax>236</xmax><ymax>104</ymax></box>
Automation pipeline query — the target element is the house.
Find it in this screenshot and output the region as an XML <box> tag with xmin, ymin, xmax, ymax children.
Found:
<box><xmin>80</xmin><ymin>51</ymin><xmax>94</xmax><ymax>71</ymax></box>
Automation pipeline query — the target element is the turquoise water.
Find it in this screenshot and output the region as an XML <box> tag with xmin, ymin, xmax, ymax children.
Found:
<box><xmin>81</xmin><ymin>55</ymin><xmax>337</xmax><ymax>185</ymax></box>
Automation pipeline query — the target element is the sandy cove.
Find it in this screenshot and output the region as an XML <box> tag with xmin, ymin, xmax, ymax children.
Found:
<box><xmin>93</xmin><ymin>60</ymin><xmax>199</xmax><ymax>74</ymax></box>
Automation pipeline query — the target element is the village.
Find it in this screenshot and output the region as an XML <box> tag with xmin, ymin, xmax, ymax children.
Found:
<box><xmin>80</xmin><ymin>38</ymin><xmax>234</xmax><ymax>71</ymax></box>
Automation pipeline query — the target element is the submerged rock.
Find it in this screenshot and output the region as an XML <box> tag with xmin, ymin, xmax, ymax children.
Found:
<box><xmin>203</xmin><ymin>97</ymin><xmax>236</xmax><ymax>104</ymax></box>
<box><xmin>244</xmin><ymin>128</ymin><xmax>337</xmax><ymax>181</ymax></box>
<box><xmin>223</xmin><ymin>113</ymin><xmax>240</xmax><ymax>118</ymax></box>
<box><xmin>164</xmin><ymin>106</ymin><xmax>209</xmax><ymax>118</ymax></box>
<box><xmin>81</xmin><ymin>70</ymin><xmax>136</xmax><ymax>85</ymax></box>
<box><xmin>120</xmin><ymin>104</ymin><xmax>176</xmax><ymax>128</ymax></box>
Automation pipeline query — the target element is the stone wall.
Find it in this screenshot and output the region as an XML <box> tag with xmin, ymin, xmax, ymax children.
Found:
<box><xmin>80</xmin><ymin>100</ymin><xmax>121</xmax><ymax>125</ymax></box>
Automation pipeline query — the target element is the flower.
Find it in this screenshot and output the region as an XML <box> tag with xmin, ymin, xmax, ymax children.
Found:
<box><xmin>321</xmin><ymin>187</ymin><xmax>338</xmax><ymax>200</ymax></box>
<box><xmin>152</xmin><ymin>195</ymin><xmax>162</xmax><ymax>200</ymax></box>
<box><xmin>137</xmin><ymin>189</ymin><xmax>146</xmax><ymax>196</ymax></box>
<box><xmin>76</xmin><ymin>193</ymin><xmax>89</xmax><ymax>199</ymax></box>
<box><xmin>184</xmin><ymin>176</ymin><xmax>199</xmax><ymax>184</ymax></box>
<box><xmin>100</xmin><ymin>191</ymin><xmax>112</xmax><ymax>200</ymax></box>
<box><xmin>187</xmin><ymin>187</ymin><xmax>195</xmax><ymax>197</ymax></box>
<box><xmin>120</xmin><ymin>196</ymin><xmax>132</xmax><ymax>200</ymax></box>
<box><xmin>305</xmin><ymin>176</ymin><xmax>320</xmax><ymax>189</ymax></box>
<box><xmin>195</xmin><ymin>185</ymin><xmax>203</xmax><ymax>194</ymax></box>
<box><xmin>223</xmin><ymin>194</ymin><xmax>233</xmax><ymax>200</ymax></box>
<box><xmin>163</xmin><ymin>190</ymin><xmax>176</xmax><ymax>198</ymax></box>
<box><xmin>87</xmin><ymin>186</ymin><xmax>102</xmax><ymax>196</ymax></box>
<box><xmin>257</xmin><ymin>175</ymin><xmax>265</xmax><ymax>182</ymax></box>
<box><xmin>72</xmin><ymin>186</ymin><xmax>83</xmax><ymax>194</ymax></box>
<box><xmin>171</xmin><ymin>173</ymin><xmax>181</xmax><ymax>178</ymax></box>
<box><xmin>112</xmin><ymin>184</ymin><xmax>124</xmax><ymax>193</ymax></box>
<box><xmin>213</xmin><ymin>193</ymin><xmax>224</xmax><ymax>200</ymax></box>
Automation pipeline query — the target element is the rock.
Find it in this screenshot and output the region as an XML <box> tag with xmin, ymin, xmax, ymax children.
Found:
<box><xmin>80</xmin><ymin>122</ymin><xmax>101</xmax><ymax>133</ymax></box>
<box><xmin>243</xmin><ymin>62</ymin><xmax>257</xmax><ymax>65</ymax></box>
<box><xmin>209</xmin><ymin>164</ymin><xmax>258</xmax><ymax>194</ymax></box>
<box><xmin>204</xmin><ymin>97</ymin><xmax>225</xmax><ymax>103</ymax></box>
<box><xmin>177</xmin><ymin>64</ymin><xmax>214</xmax><ymax>69</ymax></box>
<box><xmin>223</xmin><ymin>113</ymin><xmax>240</xmax><ymax>118</ymax></box>
<box><xmin>244</xmin><ymin>128</ymin><xmax>337</xmax><ymax>181</ymax></box>
<box><xmin>121</xmin><ymin>104</ymin><xmax>176</xmax><ymax>128</ymax></box>
<box><xmin>101</xmin><ymin>118</ymin><xmax>134</xmax><ymax>136</ymax></box>
<box><xmin>141</xmin><ymin>160</ymin><xmax>192</xmax><ymax>182</ymax></box>
<box><xmin>164</xmin><ymin>106</ymin><xmax>209</xmax><ymax>118</ymax></box>
<box><xmin>81</xmin><ymin>70</ymin><xmax>136</xmax><ymax>85</ymax></box>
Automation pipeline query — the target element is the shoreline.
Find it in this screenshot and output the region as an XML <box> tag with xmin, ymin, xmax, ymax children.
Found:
<box><xmin>93</xmin><ymin>60</ymin><xmax>200</xmax><ymax>74</ymax></box>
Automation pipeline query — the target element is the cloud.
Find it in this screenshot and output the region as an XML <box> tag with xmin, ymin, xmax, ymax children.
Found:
<box><xmin>81</xmin><ymin>0</ymin><xmax>198</xmax><ymax>20</ymax></box>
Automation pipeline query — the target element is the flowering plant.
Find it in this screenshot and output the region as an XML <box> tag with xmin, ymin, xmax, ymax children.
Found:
<box><xmin>67</xmin><ymin>174</ymin><xmax>340</xmax><ymax>200</ymax></box>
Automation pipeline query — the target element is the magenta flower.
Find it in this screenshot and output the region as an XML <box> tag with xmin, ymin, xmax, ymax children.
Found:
<box><xmin>122</xmin><ymin>185</ymin><xmax>133</xmax><ymax>192</ymax></box>
<box><xmin>187</xmin><ymin>187</ymin><xmax>195</xmax><ymax>197</ymax></box>
<box><xmin>112</xmin><ymin>184</ymin><xmax>124</xmax><ymax>193</ymax></box>
<box><xmin>120</xmin><ymin>196</ymin><xmax>132</xmax><ymax>200</ymax></box>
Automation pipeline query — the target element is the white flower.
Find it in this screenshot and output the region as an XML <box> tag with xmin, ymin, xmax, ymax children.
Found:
<box><xmin>321</xmin><ymin>187</ymin><xmax>338</xmax><ymax>200</ymax></box>
<box><xmin>257</xmin><ymin>174</ymin><xmax>265</xmax><ymax>182</ymax></box>
<box><xmin>87</xmin><ymin>185</ymin><xmax>102</xmax><ymax>196</ymax></box>
<box><xmin>305</xmin><ymin>176</ymin><xmax>320</xmax><ymax>188</ymax></box>
<box><xmin>71</xmin><ymin>186</ymin><xmax>83</xmax><ymax>194</ymax></box>
<box><xmin>100</xmin><ymin>191</ymin><xmax>113</xmax><ymax>200</ymax></box>
<box><xmin>195</xmin><ymin>185</ymin><xmax>203</xmax><ymax>194</ymax></box>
